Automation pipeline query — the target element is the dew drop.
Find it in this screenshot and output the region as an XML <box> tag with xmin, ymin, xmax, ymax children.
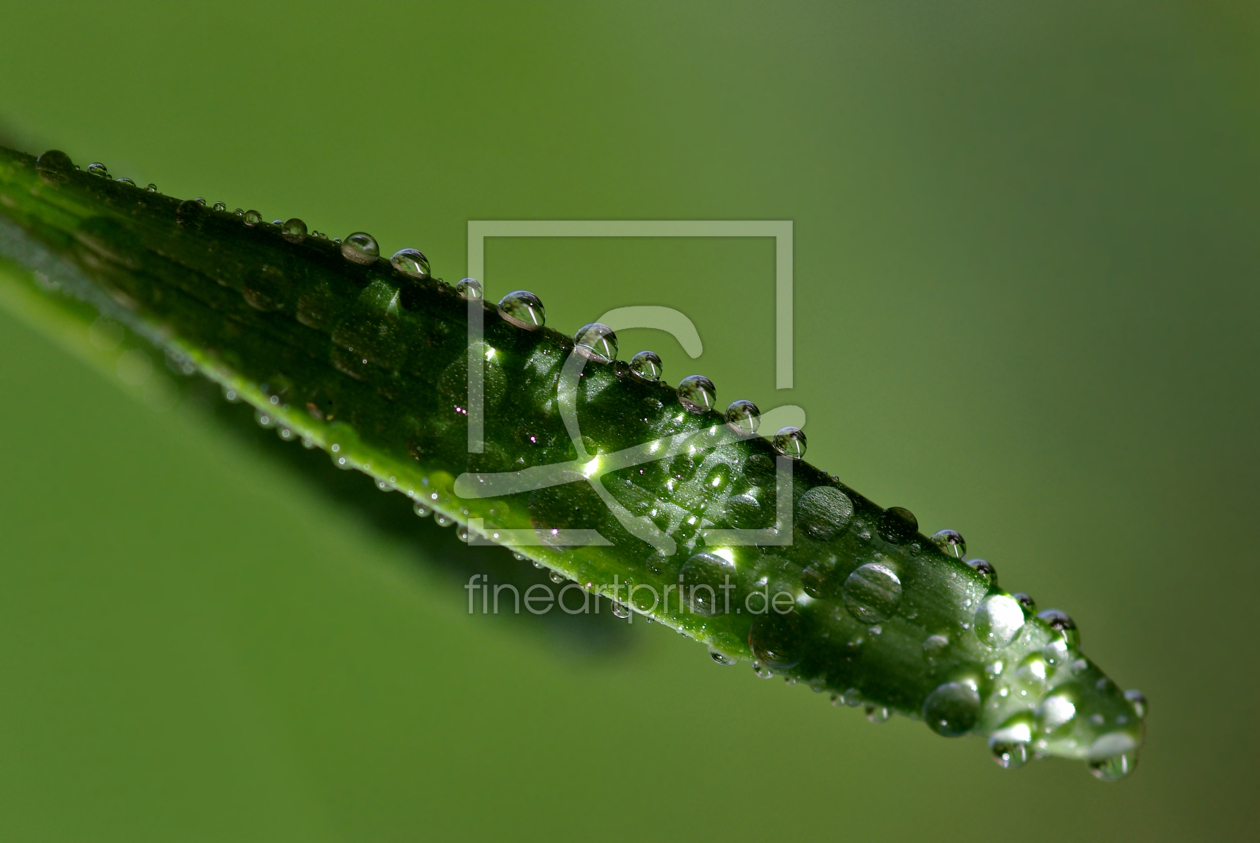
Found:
<box><xmin>340</xmin><ymin>231</ymin><xmax>379</xmax><ymax>264</ymax></box>
<box><xmin>709</xmin><ymin>649</ymin><xmax>737</xmax><ymax>666</ymax></box>
<box><xmin>1038</xmin><ymin>608</ymin><xmax>1080</xmax><ymax>649</ymax></box>
<box><xmin>413</xmin><ymin>501</ymin><xmax>432</xmax><ymax>517</ymax></box>
<box><xmin>629</xmin><ymin>350</ymin><xmax>662</xmax><ymax>382</ymax></box>
<box><xmin>1124</xmin><ymin>689</ymin><xmax>1147</xmax><ymax>720</ymax></box>
<box><xmin>1034</xmin><ymin>693</ymin><xmax>1077</xmax><ymax>734</ymax></box>
<box><xmin>974</xmin><ymin>593</ymin><xmax>1026</xmax><ymax>649</ymax></box>
<box><xmin>1089</xmin><ymin>752</ymin><xmax>1137</xmax><ymax>782</ymax></box>
<box><xmin>456</xmin><ymin>278</ymin><xmax>483</xmax><ymax>300</ymax></box>
<box><xmin>677</xmin><ymin>375</ymin><xmax>717</xmax><ymax>414</ymax></box>
<box><xmin>678</xmin><ymin>551</ymin><xmax>736</xmax><ymax>616</ymax></box>
<box><xmin>797</xmin><ymin>486</ymin><xmax>854</xmax><ymax>541</ymax></box>
<box><xmin>990</xmin><ymin>738</ymin><xmax>1030</xmax><ymax>769</ymax></box>
<box><xmin>724</xmin><ymin>399</ymin><xmax>760</xmax><ymax>436</ymax></box>
<box><xmin>175</xmin><ymin>199</ymin><xmax>204</xmax><ymax>228</ymax></box>
<box><xmin>243</xmin><ymin>210</ymin><xmax>263</xmax><ymax>226</ymax></box>
<box><xmin>87</xmin><ymin>162</ymin><xmax>110</xmax><ymax>178</ymax></box>
<box><xmin>843</xmin><ymin>562</ymin><xmax>902</xmax><ymax>624</ymax></box>
<box><xmin>877</xmin><ymin>506</ymin><xmax>918</xmax><ymax>543</ymax></box>
<box><xmin>146</xmin><ymin>183</ymin><xmax>158</xmax><ymax>193</ymax></box>
<box><xmin>36</xmin><ymin>149</ymin><xmax>74</xmax><ymax>184</ymax></box>
<box><xmin>922</xmin><ymin>681</ymin><xmax>981</xmax><ymax>737</ymax></box>
<box><xmin>967</xmin><ymin>558</ymin><xmax>997</xmax><ymax>585</ymax></box>
<box><xmin>549</xmin><ymin>571</ymin><xmax>566</xmax><ymax>585</ymax></box>
<box><xmin>434</xmin><ymin>514</ymin><xmax>453</xmax><ymax>527</ymax></box>
<box><xmin>752</xmin><ymin>662</ymin><xmax>773</xmax><ymax>679</ymax></box>
<box><xmin>118</xmin><ymin>178</ymin><xmax>136</xmax><ymax>187</ymax></box>
<box><xmin>611</xmin><ymin>602</ymin><xmax>632</xmax><ymax>619</ymax></box>
<box><xmin>865</xmin><ymin>704</ymin><xmax>891</xmax><ymax>724</ymax></box>
<box><xmin>922</xmin><ymin>633</ymin><xmax>950</xmax><ymax>666</ymax></box>
<box><xmin>391</xmin><ymin>247</ymin><xmax>431</xmax><ymax>279</ymax></box>
<box><xmin>1013</xmin><ymin>592</ymin><xmax>1036</xmax><ymax>615</ymax></box>
<box><xmin>573</xmin><ymin>322</ymin><xmax>619</xmax><ymax>363</ymax></box>
<box><xmin>498</xmin><ymin>291</ymin><xmax>546</xmax><ymax>330</ymax></box>
<box><xmin>772</xmin><ymin>426</ymin><xmax>807</xmax><ymax>459</ymax></box>
<box><xmin>931</xmin><ymin>528</ymin><xmax>966</xmax><ymax>559</ymax></box>
<box><xmin>281</xmin><ymin>218</ymin><xmax>307</xmax><ymax>243</ymax></box>
<box><xmin>749</xmin><ymin>611</ymin><xmax>803</xmax><ymax>671</ymax></box>
<box><xmin>212</xmin><ymin>201</ymin><xmax>227</xmax><ymax>212</ymax></box>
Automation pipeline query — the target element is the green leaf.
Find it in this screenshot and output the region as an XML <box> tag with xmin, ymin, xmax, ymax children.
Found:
<box><xmin>0</xmin><ymin>145</ymin><xmax>1145</xmax><ymax>778</ymax></box>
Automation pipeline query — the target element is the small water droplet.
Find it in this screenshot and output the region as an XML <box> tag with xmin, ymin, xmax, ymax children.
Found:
<box><xmin>1035</xmin><ymin>693</ymin><xmax>1077</xmax><ymax>734</ymax></box>
<box><xmin>752</xmin><ymin>662</ymin><xmax>773</xmax><ymax>679</ymax></box>
<box><xmin>36</xmin><ymin>150</ymin><xmax>74</xmax><ymax>184</ymax></box>
<box><xmin>280</xmin><ymin>218</ymin><xmax>307</xmax><ymax>243</ymax></box>
<box><xmin>709</xmin><ymin>649</ymin><xmax>737</xmax><ymax>666</ymax></box>
<box><xmin>434</xmin><ymin>514</ymin><xmax>453</xmax><ymax>527</ymax></box>
<box><xmin>922</xmin><ymin>633</ymin><xmax>950</xmax><ymax>666</ymax></box>
<box><xmin>611</xmin><ymin>602</ymin><xmax>632</xmax><ymax>619</ymax></box>
<box><xmin>87</xmin><ymin>162</ymin><xmax>110</xmax><ymax>178</ymax></box>
<box><xmin>629</xmin><ymin>350</ymin><xmax>662</xmax><ymax>382</ymax></box>
<box><xmin>843</xmin><ymin>562</ymin><xmax>902</xmax><ymax>623</ymax></box>
<box><xmin>212</xmin><ymin>201</ymin><xmax>227</xmax><ymax>212</ymax></box>
<box><xmin>1089</xmin><ymin>752</ymin><xmax>1136</xmax><ymax>781</ymax></box>
<box><xmin>456</xmin><ymin>528</ymin><xmax>470</xmax><ymax>543</ymax></box>
<box><xmin>391</xmin><ymin>247</ymin><xmax>431</xmax><ymax>279</ymax></box>
<box><xmin>413</xmin><ymin>501</ymin><xmax>432</xmax><ymax>517</ymax></box>
<box><xmin>512</xmin><ymin>551</ymin><xmax>527</xmax><ymax>562</ymax></box>
<box><xmin>549</xmin><ymin>571</ymin><xmax>566</xmax><ymax>584</ymax></box>
<box><xmin>724</xmin><ymin>399</ymin><xmax>760</xmax><ymax>436</ymax></box>
<box><xmin>1038</xmin><ymin>608</ymin><xmax>1080</xmax><ymax>649</ymax></box>
<box><xmin>146</xmin><ymin>183</ymin><xmax>158</xmax><ymax>193</ymax></box>
<box><xmin>772</xmin><ymin>426</ymin><xmax>807</xmax><ymax>459</ymax></box>
<box><xmin>797</xmin><ymin>486</ymin><xmax>854</xmax><ymax>541</ymax></box>
<box><xmin>573</xmin><ymin>322</ymin><xmax>619</xmax><ymax>363</ymax></box>
<box><xmin>990</xmin><ymin>737</ymin><xmax>1030</xmax><ymax>769</ymax></box>
<box><xmin>1087</xmin><ymin>732</ymin><xmax>1138</xmax><ymax>781</ymax></box>
<box><xmin>877</xmin><ymin>506</ymin><xmax>918</xmax><ymax>543</ymax></box>
<box><xmin>498</xmin><ymin>291</ymin><xmax>546</xmax><ymax>330</ymax></box>
<box><xmin>243</xmin><ymin>209</ymin><xmax>263</xmax><ymax>226</ymax></box>
<box><xmin>974</xmin><ymin>593</ymin><xmax>1026</xmax><ymax>649</ymax></box>
<box><xmin>117</xmin><ymin>178</ymin><xmax>136</xmax><ymax>186</ymax></box>
<box><xmin>1124</xmin><ymin>689</ymin><xmax>1147</xmax><ymax>720</ymax></box>
<box><xmin>922</xmin><ymin>681</ymin><xmax>981</xmax><ymax>737</ymax></box>
<box><xmin>1013</xmin><ymin>592</ymin><xmax>1036</xmax><ymax>615</ymax></box>
<box><xmin>456</xmin><ymin>278</ymin><xmax>483</xmax><ymax>300</ymax></box>
<box><xmin>340</xmin><ymin>231</ymin><xmax>379</xmax><ymax>264</ymax></box>
<box><xmin>865</xmin><ymin>704</ymin><xmax>891</xmax><ymax>723</ymax></box>
<box><xmin>234</xmin><ymin>208</ymin><xmax>244</xmax><ymax>216</ymax></box>
<box><xmin>931</xmin><ymin>528</ymin><xmax>966</xmax><ymax>559</ymax></box>
<box><xmin>175</xmin><ymin>199</ymin><xmax>204</xmax><ymax>228</ymax></box>
<box><xmin>678</xmin><ymin>551</ymin><xmax>736</xmax><ymax>616</ymax></box>
<box><xmin>749</xmin><ymin>611</ymin><xmax>803</xmax><ymax>671</ymax></box>
<box><xmin>677</xmin><ymin>375</ymin><xmax>717</xmax><ymax>414</ymax></box>
<box><xmin>967</xmin><ymin>558</ymin><xmax>997</xmax><ymax>585</ymax></box>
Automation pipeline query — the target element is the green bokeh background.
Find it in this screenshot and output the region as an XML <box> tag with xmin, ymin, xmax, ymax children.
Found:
<box><xmin>1</xmin><ymin>2</ymin><xmax>1257</xmax><ymax>840</ymax></box>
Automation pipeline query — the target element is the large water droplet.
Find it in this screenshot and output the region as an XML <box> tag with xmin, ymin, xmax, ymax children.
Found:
<box><xmin>87</xmin><ymin>162</ymin><xmax>110</xmax><ymax>178</ymax></box>
<box><xmin>922</xmin><ymin>634</ymin><xmax>950</xmax><ymax>666</ymax></box>
<box><xmin>573</xmin><ymin>322</ymin><xmax>618</xmax><ymax>363</ymax></box>
<box><xmin>724</xmin><ymin>399</ymin><xmax>760</xmax><ymax>436</ymax></box>
<box><xmin>772</xmin><ymin>426</ymin><xmax>807</xmax><ymax>459</ymax></box>
<box><xmin>281</xmin><ymin>218</ymin><xmax>307</xmax><ymax>243</ymax></box>
<box><xmin>974</xmin><ymin>593</ymin><xmax>1026</xmax><ymax>649</ymax></box>
<box><xmin>877</xmin><ymin>506</ymin><xmax>918</xmax><ymax>543</ymax></box>
<box><xmin>629</xmin><ymin>350</ymin><xmax>662</xmax><ymax>382</ymax></box>
<box><xmin>456</xmin><ymin>278</ymin><xmax>483</xmax><ymax>300</ymax></box>
<box><xmin>498</xmin><ymin>291</ymin><xmax>546</xmax><ymax>330</ymax></box>
<box><xmin>391</xmin><ymin>247</ymin><xmax>431</xmax><ymax>279</ymax></box>
<box><xmin>678</xmin><ymin>551</ymin><xmax>736</xmax><ymax>616</ymax></box>
<box><xmin>931</xmin><ymin>528</ymin><xmax>966</xmax><ymax>559</ymax></box>
<box><xmin>36</xmin><ymin>150</ymin><xmax>74</xmax><ymax>184</ymax></box>
<box><xmin>677</xmin><ymin>375</ymin><xmax>716</xmax><ymax>414</ymax></box>
<box><xmin>748</xmin><ymin>610</ymin><xmax>803</xmax><ymax>671</ymax></box>
<box><xmin>175</xmin><ymin>199</ymin><xmax>205</xmax><ymax>229</ymax></box>
<box><xmin>341</xmin><ymin>232</ymin><xmax>379</xmax><ymax>264</ymax></box>
<box><xmin>1087</xmin><ymin>733</ymin><xmax>1138</xmax><ymax>781</ymax></box>
<box><xmin>843</xmin><ymin>562</ymin><xmax>902</xmax><ymax>623</ymax></box>
<box><xmin>1035</xmin><ymin>692</ymin><xmax>1077</xmax><ymax>734</ymax></box>
<box><xmin>922</xmin><ymin>681</ymin><xmax>980</xmax><ymax>737</ymax></box>
<box><xmin>243</xmin><ymin>210</ymin><xmax>263</xmax><ymax>226</ymax></box>
<box><xmin>797</xmin><ymin>486</ymin><xmax>854</xmax><ymax>541</ymax></box>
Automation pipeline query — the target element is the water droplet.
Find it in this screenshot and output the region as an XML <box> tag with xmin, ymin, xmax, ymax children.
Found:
<box><xmin>1124</xmin><ymin>689</ymin><xmax>1147</xmax><ymax>720</ymax></box>
<box><xmin>87</xmin><ymin>162</ymin><xmax>110</xmax><ymax>178</ymax></box>
<box><xmin>146</xmin><ymin>183</ymin><xmax>158</xmax><ymax>193</ymax></box>
<box><xmin>724</xmin><ymin>399</ymin><xmax>760</xmax><ymax>436</ymax></box>
<box><xmin>990</xmin><ymin>738</ymin><xmax>1030</xmax><ymax>769</ymax></box>
<box><xmin>549</xmin><ymin>571</ymin><xmax>566</xmax><ymax>584</ymax></box>
<box><xmin>709</xmin><ymin>649</ymin><xmax>737</xmax><ymax>666</ymax></box>
<box><xmin>922</xmin><ymin>633</ymin><xmax>950</xmax><ymax>666</ymax></box>
<box><xmin>36</xmin><ymin>150</ymin><xmax>74</xmax><ymax>184</ymax></box>
<box><xmin>413</xmin><ymin>501</ymin><xmax>432</xmax><ymax>517</ymax></box>
<box><xmin>573</xmin><ymin>322</ymin><xmax>618</xmax><ymax>363</ymax></box>
<box><xmin>629</xmin><ymin>350</ymin><xmax>662</xmax><ymax>382</ymax></box>
<box><xmin>1038</xmin><ymin>608</ymin><xmax>1080</xmax><ymax>649</ymax></box>
<box><xmin>175</xmin><ymin>199</ymin><xmax>204</xmax><ymax>228</ymax></box>
<box><xmin>797</xmin><ymin>486</ymin><xmax>854</xmax><ymax>541</ymax></box>
<box><xmin>498</xmin><ymin>291</ymin><xmax>546</xmax><ymax>330</ymax></box>
<box><xmin>434</xmin><ymin>514</ymin><xmax>453</xmax><ymax>527</ymax></box>
<box><xmin>922</xmin><ymin>681</ymin><xmax>981</xmax><ymax>737</ymax></box>
<box><xmin>678</xmin><ymin>551</ymin><xmax>736</xmax><ymax>616</ymax></box>
<box><xmin>1087</xmin><ymin>732</ymin><xmax>1138</xmax><ymax>781</ymax></box>
<box><xmin>865</xmin><ymin>704</ymin><xmax>891</xmax><ymax>723</ymax></box>
<box><xmin>752</xmin><ymin>662</ymin><xmax>773</xmax><ymax>679</ymax></box>
<box><xmin>749</xmin><ymin>611</ymin><xmax>803</xmax><ymax>671</ymax></box>
<box><xmin>340</xmin><ymin>231</ymin><xmax>379</xmax><ymax>264</ymax></box>
<box><xmin>610</xmin><ymin>602</ymin><xmax>632</xmax><ymax>619</ymax></box>
<box><xmin>1089</xmin><ymin>752</ymin><xmax>1136</xmax><ymax>782</ymax></box>
<box><xmin>843</xmin><ymin>562</ymin><xmax>902</xmax><ymax>624</ymax></box>
<box><xmin>1035</xmin><ymin>692</ymin><xmax>1077</xmax><ymax>734</ymax></box>
<box><xmin>391</xmin><ymin>247</ymin><xmax>431</xmax><ymax>279</ymax></box>
<box><xmin>974</xmin><ymin>593</ymin><xmax>1026</xmax><ymax>649</ymax></box>
<box><xmin>877</xmin><ymin>507</ymin><xmax>918</xmax><ymax>543</ymax></box>
<box><xmin>677</xmin><ymin>375</ymin><xmax>717</xmax><ymax>414</ymax></box>
<box><xmin>931</xmin><ymin>528</ymin><xmax>966</xmax><ymax>559</ymax></box>
<box><xmin>1013</xmin><ymin>592</ymin><xmax>1036</xmax><ymax>615</ymax></box>
<box><xmin>456</xmin><ymin>278</ymin><xmax>483</xmax><ymax>300</ymax></box>
<box><xmin>234</xmin><ymin>208</ymin><xmax>244</xmax><ymax>217</ymax></box>
<box><xmin>967</xmin><ymin>558</ymin><xmax>997</xmax><ymax>585</ymax></box>
<box><xmin>243</xmin><ymin>210</ymin><xmax>263</xmax><ymax>226</ymax></box>
<box><xmin>772</xmin><ymin>426</ymin><xmax>807</xmax><ymax>459</ymax></box>
<box><xmin>117</xmin><ymin>178</ymin><xmax>136</xmax><ymax>186</ymax></box>
<box><xmin>212</xmin><ymin>201</ymin><xmax>227</xmax><ymax>212</ymax></box>
<box><xmin>281</xmin><ymin>218</ymin><xmax>307</xmax><ymax>242</ymax></box>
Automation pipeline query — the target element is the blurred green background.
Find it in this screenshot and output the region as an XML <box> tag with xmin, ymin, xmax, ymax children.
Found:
<box><xmin>1</xmin><ymin>2</ymin><xmax>1257</xmax><ymax>840</ymax></box>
